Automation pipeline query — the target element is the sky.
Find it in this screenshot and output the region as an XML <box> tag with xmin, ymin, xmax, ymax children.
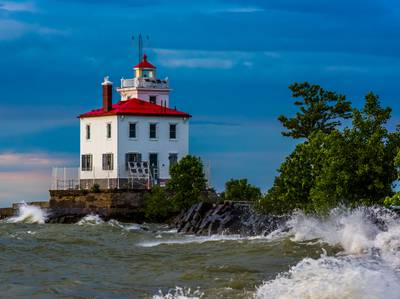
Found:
<box><xmin>1</xmin><ymin>0</ymin><xmax>400</xmax><ymax>207</ymax></box>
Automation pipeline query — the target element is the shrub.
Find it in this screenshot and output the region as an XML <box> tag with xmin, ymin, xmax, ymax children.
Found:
<box><xmin>144</xmin><ymin>186</ymin><xmax>173</xmax><ymax>222</ymax></box>
<box><xmin>220</xmin><ymin>179</ymin><xmax>261</xmax><ymax>202</ymax></box>
<box><xmin>167</xmin><ymin>155</ymin><xmax>207</xmax><ymax>211</ymax></box>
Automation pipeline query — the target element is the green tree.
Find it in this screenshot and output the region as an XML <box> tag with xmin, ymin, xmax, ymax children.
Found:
<box><xmin>220</xmin><ymin>179</ymin><xmax>261</xmax><ymax>202</ymax></box>
<box><xmin>143</xmin><ymin>186</ymin><xmax>173</xmax><ymax>222</ymax></box>
<box><xmin>278</xmin><ymin>82</ymin><xmax>352</xmax><ymax>139</ymax></box>
<box><xmin>167</xmin><ymin>155</ymin><xmax>207</xmax><ymax>211</ymax></box>
<box><xmin>261</xmin><ymin>91</ymin><xmax>400</xmax><ymax>214</ymax></box>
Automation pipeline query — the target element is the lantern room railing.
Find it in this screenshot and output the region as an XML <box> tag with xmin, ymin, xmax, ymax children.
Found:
<box><xmin>120</xmin><ymin>78</ymin><xmax>169</xmax><ymax>89</ymax></box>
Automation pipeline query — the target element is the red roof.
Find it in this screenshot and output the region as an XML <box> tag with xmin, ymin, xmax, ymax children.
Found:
<box><xmin>134</xmin><ymin>54</ymin><xmax>156</xmax><ymax>69</ymax></box>
<box><xmin>79</xmin><ymin>98</ymin><xmax>191</xmax><ymax>119</ymax></box>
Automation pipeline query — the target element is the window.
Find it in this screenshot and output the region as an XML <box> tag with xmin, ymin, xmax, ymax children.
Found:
<box><xmin>149</xmin><ymin>95</ymin><xmax>157</xmax><ymax>104</ymax></box>
<box><xmin>81</xmin><ymin>154</ymin><xmax>92</xmax><ymax>171</ymax></box>
<box><xmin>169</xmin><ymin>153</ymin><xmax>178</xmax><ymax>168</ymax></box>
<box><xmin>102</xmin><ymin>153</ymin><xmax>114</xmax><ymax>170</ymax></box>
<box><xmin>129</xmin><ymin>123</ymin><xmax>136</xmax><ymax>138</ymax></box>
<box><xmin>149</xmin><ymin>123</ymin><xmax>157</xmax><ymax>139</ymax></box>
<box><xmin>106</xmin><ymin>123</ymin><xmax>112</xmax><ymax>139</ymax></box>
<box><xmin>125</xmin><ymin>152</ymin><xmax>142</xmax><ymax>170</ymax></box>
<box><xmin>85</xmin><ymin>124</ymin><xmax>91</xmax><ymax>140</ymax></box>
<box><xmin>169</xmin><ymin>124</ymin><xmax>177</xmax><ymax>139</ymax></box>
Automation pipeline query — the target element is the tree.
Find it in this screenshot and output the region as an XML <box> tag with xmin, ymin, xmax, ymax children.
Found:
<box><xmin>261</xmin><ymin>91</ymin><xmax>400</xmax><ymax>214</ymax></box>
<box><xmin>278</xmin><ymin>82</ymin><xmax>352</xmax><ymax>139</ymax></box>
<box><xmin>143</xmin><ymin>186</ymin><xmax>173</xmax><ymax>222</ymax></box>
<box><xmin>167</xmin><ymin>155</ymin><xmax>207</xmax><ymax>211</ymax></box>
<box><xmin>220</xmin><ymin>179</ymin><xmax>261</xmax><ymax>202</ymax></box>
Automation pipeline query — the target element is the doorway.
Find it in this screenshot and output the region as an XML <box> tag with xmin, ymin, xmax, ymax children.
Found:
<box><xmin>149</xmin><ymin>153</ymin><xmax>159</xmax><ymax>181</ymax></box>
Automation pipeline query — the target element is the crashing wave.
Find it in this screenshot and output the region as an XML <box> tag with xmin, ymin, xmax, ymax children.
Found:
<box><xmin>255</xmin><ymin>207</ymin><xmax>400</xmax><ymax>299</ymax></box>
<box><xmin>5</xmin><ymin>203</ymin><xmax>47</xmax><ymax>224</ymax></box>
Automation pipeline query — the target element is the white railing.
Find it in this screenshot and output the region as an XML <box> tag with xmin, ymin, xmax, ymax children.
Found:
<box><xmin>52</xmin><ymin>167</ymin><xmax>80</xmax><ymax>190</ymax></box>
<box><xmin>120</xmin><ymin>77</ymin><xmax>169</xmax><ymax>89</ymax></box>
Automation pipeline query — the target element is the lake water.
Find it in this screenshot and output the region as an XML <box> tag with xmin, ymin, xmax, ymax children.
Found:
<box><xmin>1</xmin><ymin>204</ymin><xmax>400</xmax><ymax>298</ymax></box>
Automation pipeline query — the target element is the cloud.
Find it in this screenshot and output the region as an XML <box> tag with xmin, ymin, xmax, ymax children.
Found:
<box><xmin>153</xmin><ymin>48</ymin><xmax>280</xmax><ymax>70</ymax></box>
<box><xmin>0</xmin><ymin>1</ymin><xmax>37</xmax><ymax>12</ymax></box>
<box><xmin>0</xmin><ymin>19</ymin><xmax>64</xmax><ymax>41</ymax></box>
<box><xmin>0</xmin><ymin>152</ymin><xmax>74</xmax><ymax>169</ymax></box>
<box><xmin>0</xmin><ymin>105</ymin><xmax>76</xmax><ymax>137</ymax></box>
<box><xmin>0</xmin><ymin>151</ymin><xmax>76</xmax><ymax>207</ymax></box>
<box><xmin>212</xmin><ymin>6</ymin><xmax>264</xmax><ymax>13</ymax></box>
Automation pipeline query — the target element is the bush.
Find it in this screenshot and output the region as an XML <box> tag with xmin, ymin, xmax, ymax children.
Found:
<box><xmin>143</xmin><ymin>186</ymin><xmax>173</xmax><ymax>222</ymax></box>
<box><xmin>167</xmin><ymin>155</ymin><xmax>207</xmax><ymax>211</ymax></box>
<box><xmin>220</xmin><ymin>179</ymin><xmax>261</xmax><ymax>202</ymax></box>
<box><xmin>91</xmin><ymin>184</ymin><xmax>100</xmax><ymax>193</ymax></box>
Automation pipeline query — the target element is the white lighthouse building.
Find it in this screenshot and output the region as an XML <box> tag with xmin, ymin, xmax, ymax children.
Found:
<box><xmin>78</xmin><ymin>54</ymin><xmax>191</xmax><ymax>189</ymax></box>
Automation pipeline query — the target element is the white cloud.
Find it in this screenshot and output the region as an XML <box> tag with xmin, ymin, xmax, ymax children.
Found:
<box><xmin>161</xmin><ymin>58</ymin><xmax>234</xmax><ymax>69</ymax></box>
<box><xmin>0</xmin><ymin>105</ymin><xmax>76</xmax><ymax>137</ymax></box>
<box><xmin>0</xmin><ymin>151</ymin><xmax>76</xmax><ymax>207</ymax></box>
<box><xmin>216</xmin><ymin>6</ymin><xmax>264</xmax><ymax>13</ymax></box>
<box><xmin>0</xmin><ymin>18</ymin><xmax>64</xmax><ymax>41</ymax></box>
<box><xmin>0</xmin><ymin>152</ymin><xmax>74</xmax><ymax>168</ymax></box>
<box><xmin>153</xmin><ymin>48</ymin><xmax>280</xmax><ymax>70</ymax></box>
<box><xmin>0</xmin><ymin>19</ymin><xmax>29</xmax><ymax>40</ymax></box>
<box><xmin>0</xmin><ymin>1</ymin><xmax>37</xmax><ymax>12</ymax></box>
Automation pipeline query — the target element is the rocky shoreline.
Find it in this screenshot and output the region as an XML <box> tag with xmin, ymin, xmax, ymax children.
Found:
<box><xmin>173</xmin><ymin>201</ymin><xmax>287</xmax><ymax>235</ymax></box>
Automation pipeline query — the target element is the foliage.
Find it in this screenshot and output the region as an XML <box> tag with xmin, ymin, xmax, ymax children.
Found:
<box><xmin>143</xmin><ymin>186</ymin><xmax>173</xmax><ymax>222</ymax></box>
<box><xmin>91</xmin><ymin>183</ymin><xmax>100</xmax><ymax>193</ymax></box>
<box><xmin>260</xmin><ymin>90</ymin><xmax>400</xmax><ymax>214</ymax></box>
<box><xmin>167</xmin><ymin>155</ymin><xmax>207</xmax><ymax>211</ymax></box>
<box><xmin>220</xmin><ymin>179</ymin><xmax>261</xmax><ymax>202</ymax></box>
<box><xmin>278</xmin><ymin>82</ymin><xmax>352</xmax><ymax>139</ymax></box>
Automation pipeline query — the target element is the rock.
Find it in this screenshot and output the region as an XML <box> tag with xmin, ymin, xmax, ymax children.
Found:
<box><xmin>174</xmin><ymin>201</ymin><xmax>287</xmax><ymax>236</ymax></box>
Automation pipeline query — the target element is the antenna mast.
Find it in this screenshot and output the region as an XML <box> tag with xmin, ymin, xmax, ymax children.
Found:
<box><xmin>132</xmin><ymin>34</ymin><xmax>150</xmax><ymax>63</ymax></box>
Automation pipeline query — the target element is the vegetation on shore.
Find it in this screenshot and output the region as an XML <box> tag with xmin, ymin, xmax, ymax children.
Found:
<box><xmin>259</xmin><ymin>83</ymin><xmax>400</xmax><ymax>214</ymax></box>
<box><xmin>145</xmin><ymin>82</ymin><xmax>400</xmax><ymax>220</ymax></box>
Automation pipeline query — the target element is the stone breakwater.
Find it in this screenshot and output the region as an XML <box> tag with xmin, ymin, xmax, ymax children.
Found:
<box><xmin>0</xmin><ymin>190</ymin><xmax>148</xmax><ymax>223</ymax></box>
<box><xmin>174</xmin><ymin>201</ymin><xmax>287</xmax><ymax>235</ymax></box>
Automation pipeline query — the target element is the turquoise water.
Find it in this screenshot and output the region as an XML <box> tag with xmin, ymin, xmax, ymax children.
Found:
<box><xmin>1</xmin><ymin>206</ymin><xmax>400</xmax><ymax>298</ymax></box>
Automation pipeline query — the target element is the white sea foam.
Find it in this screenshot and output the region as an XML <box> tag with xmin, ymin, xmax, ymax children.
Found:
<box><xmin>255</xmin><ymin>207</ymin><xmax>400</xmax><ymax>299</ymax></box>
<box><xmin>5</xmin><ymin>203</ymin><xmax>47</xmax><ymax>224</ymax></box>
<box><xmin>77</xmin><ymin>214</ymin><xmax>104</xmax><ymax>225</ymax></box>
<box><xmin>138</xmin><ymin>234</ymin><xmax>245</xmax><ymax>248</ymax></box>
<box><xmin>153</xmin><ymin>287</ymin><xmax>203</xmax><ymax>299</ymax></box>
<box><xmin>254</xmin><ymin>254</ymin><xmax>400</xmax><ymax>299</ymax></box>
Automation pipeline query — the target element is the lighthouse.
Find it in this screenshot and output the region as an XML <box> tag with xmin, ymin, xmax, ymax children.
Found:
<box><xmin>78</xmin><ymin>54</ymin><xmax>191</xmax><ymax>189</ymax></box>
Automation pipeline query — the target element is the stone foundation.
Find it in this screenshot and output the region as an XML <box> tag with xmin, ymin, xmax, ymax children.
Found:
<box><xmin>48</xmin><ymin>189</ymin><xmax>149</xmax><ymax>222</ymax></box>
<box><xmin>79</xmin><ymin>179</ymin><xmax>150</xmax><ymax>190</ymax></box>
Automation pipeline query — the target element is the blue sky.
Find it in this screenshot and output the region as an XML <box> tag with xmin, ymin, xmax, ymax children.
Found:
<box><xmin>1</xmin><ymin>0</ymin><xmax>400</xmax><ymax>207</ymax></box>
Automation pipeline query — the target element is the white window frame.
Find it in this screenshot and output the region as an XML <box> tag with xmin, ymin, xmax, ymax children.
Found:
<box><xmin>149</xmin><ymin>123</ymin><xmax>158</xmax><ymax>140</ymax></box>
<box><xmin>81</xmin><ymin>154</ymin><xmax>93</xmax><ymax>171</ymax></box>
<box><xmin>85</xmin><ymin>124</ymin><xmax>91</xmax><ymax>140</ymax></box>
<box><xmin>128</xmin><ymin>122</ymin><xmax>138</xmax><ymax>139</ymax></box>
<box><xmin>169</xmin><ymin>123</ymin><xmax>178</xmax><ymax>140</ymax></box>
<box><xmin>102</xmin><ymin>153</ymin><xmax>114</xmax><ymax>170</ymax></box>
<box><xmin>106</xmin><ymin>122</ymin><xmax>112</xmax><ymax>139</ymax></box>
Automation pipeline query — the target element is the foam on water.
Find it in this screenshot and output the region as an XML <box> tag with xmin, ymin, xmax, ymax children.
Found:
<box><xmin>77</xmin><ymin>214</ymin><xmax>104</xmax><ymax>225</ymax></box>
<box><xmin>5</xmin><ymin>203</ymin><xmax>47</xmax><ymax>224</ymax></box>
<box><xmin>255</xmin><ymin>207</ymin><xmax>400</xmax><ymax>299</ymax></box>
<box><xmin>254</xmin><ymin>254</ymin><xmax>400</xmax><ymax>299</ymax></box>
<box><xmin>138</xmin><ymin>234</ymin><xmax>246</xmax><ymax>247</ymax></box>
<box><xmin>153</xmin><ymin>287</ymin><xmax>203</xmax><ymax>299</ymax></box>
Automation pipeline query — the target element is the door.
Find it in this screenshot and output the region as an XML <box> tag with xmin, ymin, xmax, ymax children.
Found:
<box><xmin>149</xmin><ymin>153</ymin><xmax>159</xmax><ymax>181</ymax></box>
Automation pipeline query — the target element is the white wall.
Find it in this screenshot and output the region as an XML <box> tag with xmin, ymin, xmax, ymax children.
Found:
<box><xmin>117</xmin><ymin>115</ymin><xmax>189</xmax><ymax>179</ymax></box>
<box><xmin>80</xmin><ymin>115</ymin><xmax>118</xmax><ymax>180</ymax></box>
<box><xmin>119</xmin><ymin>88</ymin><xmax>170</xmax><ymax>106</ymax></box>
<box><xmin>80</xmin><ymin>115</ymin><xmax>189</xmax><ymax>180</ymax></box>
